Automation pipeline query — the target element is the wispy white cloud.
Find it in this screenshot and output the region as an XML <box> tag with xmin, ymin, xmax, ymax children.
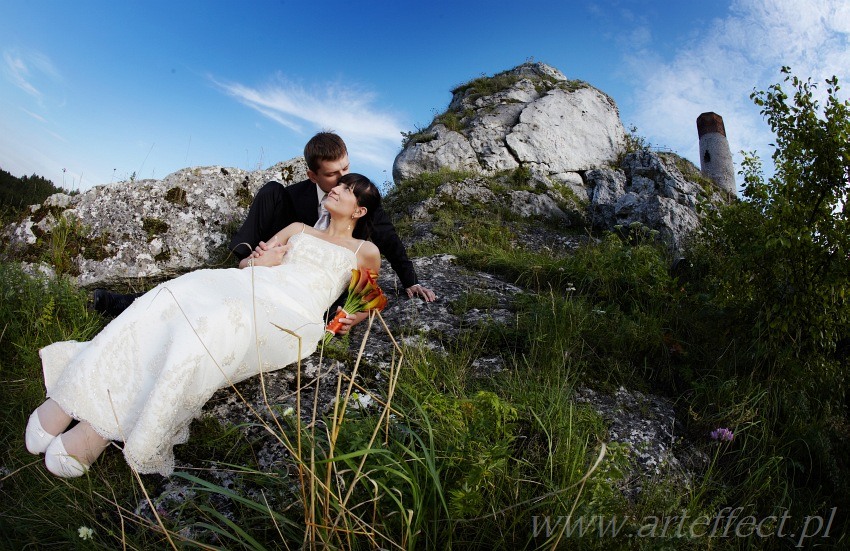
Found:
<box><xmin>19</xmin><ymin>106</ymin><xmax>47</xmax><ymax>123</ymax></box>
<box><xmin>624</xmin><ymin>0</ymin><xmax>850</xmax><ymax>183</ymax></box>
<box><xmin>212</xmin><ymin>74</ymin><xmax>406</xmax><ymax>171</ymax></box>
<box><xmin>3</xmin><ymin>48</ymin><xmax>61</xmax><ymax>99</ymax></box>
<box><xmin>44</xmin><ymin>128</ymin><xmax>68</xmax><ymax>143</ymax></box>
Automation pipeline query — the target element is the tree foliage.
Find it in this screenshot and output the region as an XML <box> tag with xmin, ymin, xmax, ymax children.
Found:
<box><xmin>0</xmin><ymin>168</ymin><xmax>70</xmax><ymax>224</ymax></box>
<box><xmin>692</xmin><ymin>67</ymin><xmax>849</xmax><ymax>397</ymax></box>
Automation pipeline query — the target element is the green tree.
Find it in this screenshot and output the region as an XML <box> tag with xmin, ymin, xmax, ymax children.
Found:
<box><xmin>682</xmin><ymin>68</ymin><xmax>850</xmax><ymax>516</ymax></box>
<box><xmin>0</xmin><ymin>168</ymin><xmax>70</xmax><ymax>224</ymax></box>
<box><xmin>693</xmin><ymin>67</ymin><xmax>849</xmax><ymax>396</ymax></box>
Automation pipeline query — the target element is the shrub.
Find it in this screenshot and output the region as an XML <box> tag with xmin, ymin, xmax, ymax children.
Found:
<box><xmin>686</xmin><ymin>68</ymin><xmax>850</xmax><ymax>510</ymax></box>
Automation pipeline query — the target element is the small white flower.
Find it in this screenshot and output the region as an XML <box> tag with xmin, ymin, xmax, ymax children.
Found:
<box><xmin>282</xmin><ymin>407</ymin><xmax>295</xmax><ymax>417</ymax></box>
<box><xmin>78</xmin><ymin>526</ymin><xmax>94</xmax><ymax>540</ymax></box>
<box><xmin>357</xmin><ymin>394</ymin><xmax>373</xmax><ymax>409</ymax></box>
<box><xmin>592</xmin><ymin>309</ymin><xmax>606</xmax><ymax>315</ymax></box>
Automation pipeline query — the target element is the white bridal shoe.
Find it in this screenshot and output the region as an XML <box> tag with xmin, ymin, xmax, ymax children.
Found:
<box><xmin>25</xmin><ymin>410</ymin><xmax>57</xmax><ymax>455</ymax></box>
<box><xmin>44</xmin><ymin>436</ymin><xmax>88</xmax><ymax>478</ymax></box>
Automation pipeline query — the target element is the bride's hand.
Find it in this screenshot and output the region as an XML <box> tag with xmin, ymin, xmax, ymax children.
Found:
<box><xmin>241</xmin><ymin>243</ymin><xmax>290</xmax><ymax>268</ymax></box>
<box><xmin>256</xmin><ymin>243</ymin><xmax>290</xmax><ymax>266</ymax></box>
<box><xmin>333</xmin><ymin>309</ymin><xmax>367</xmax><ymax>336</ymax></box>
<box><xmin>253</xmin><ymin>239</ymin><xmax>278</xmax><ymax>256</ymax></box>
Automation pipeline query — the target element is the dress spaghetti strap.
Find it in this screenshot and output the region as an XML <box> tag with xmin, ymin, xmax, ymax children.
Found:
<box><xmin>300</xmin><ymin>223</ymin><xmax>307</xmax><ymax>234</ymax></box>
<box><xmin>354</xmin><ymin>240</ymin><xmax>365</xmax><ymax>254</ymax></box>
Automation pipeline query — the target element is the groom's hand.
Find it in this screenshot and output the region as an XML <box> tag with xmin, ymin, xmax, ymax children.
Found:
<box><xmin>406</xmin><ymin>284</ymin><xmax>436</xmax><ymax>302</ymax></box>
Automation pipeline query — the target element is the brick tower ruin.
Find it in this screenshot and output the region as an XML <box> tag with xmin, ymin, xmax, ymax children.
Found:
<box><xmin>696</xmin><ymin>112</ymin><xmax>736</xmax><ymax>195</ymax></box>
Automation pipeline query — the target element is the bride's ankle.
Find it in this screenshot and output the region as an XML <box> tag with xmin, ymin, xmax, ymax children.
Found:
<box><xmin>50</xmin><ymin>421</ymin><xmax>109</xmax><ymax>470</ymax></box>
<box><xmin>36</xmin><ymin>399</ymin><xmax>73</xmax><ymax>435</ymax></box>
<box><xmin>26</xmin><ymin>399</ymin><xmax>74</xmax><ymax>455</ymax></box>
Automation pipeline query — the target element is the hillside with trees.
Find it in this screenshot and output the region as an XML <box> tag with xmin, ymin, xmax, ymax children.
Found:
<box><xmin>0</xmin><ymin>168</ymin><xmax>72</xmax><ymax>225</ymax></box>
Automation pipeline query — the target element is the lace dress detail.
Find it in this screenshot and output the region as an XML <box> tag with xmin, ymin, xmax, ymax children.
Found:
<box><xmin>40</xmin><ymin>233</ymin><xmax>356</xmax><ymax>475</ymax></box>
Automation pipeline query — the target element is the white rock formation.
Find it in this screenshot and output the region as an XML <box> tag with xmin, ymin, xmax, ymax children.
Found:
<box><xmin>3</xmin><ymin>159</ymin><xmax>307</xmax><ymax>286</ymax></box>
<box><xmin>506</xmin><ymin>87</ymin><xmax>625</xmax><ymax>173</ymax></box>
<box><xmin>587</xmin><ymin>150</ymin><xmax>721</xmax><ymax>249</ymax></box>
<box><xmin>393</xmin><ymin>62</ymin><xmax>626</xmax><ymax>183</ymax></box>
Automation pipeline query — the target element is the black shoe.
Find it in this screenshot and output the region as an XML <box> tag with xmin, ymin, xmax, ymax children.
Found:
<box><xmin>92</xmin><ymin>289</ymin><xmax>143</xmax><ymax>317</ymax></box>
<box><xmin>91</xmin><ymin>288</ymin><xmax>111</xmax><ymax>315</ymax></box>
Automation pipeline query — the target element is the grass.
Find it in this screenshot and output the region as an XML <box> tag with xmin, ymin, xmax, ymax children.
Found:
<box><xmin>452</xmin><ymin>72</ymin><xmax>522</xmax><ymax>100</ymax></box>
<box><xmin>1</xmin><ymin>177</ymin><xmax>849</xmax><ymax>548</ymax></box>
<box><xmin>421</xmin><ymin>64</ymin><xmax>591</xmax><ymax>140</ymax></box>
<box><xmin>0</xmin><ymin>262</ymin><xmax>163</xmax><ymax>548</ymax></box>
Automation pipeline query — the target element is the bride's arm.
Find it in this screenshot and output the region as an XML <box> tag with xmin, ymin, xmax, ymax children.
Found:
<box><xmin>356</xmin><ymin>241</ymin><xmax>381</xmax><ymax>276</ymax></box>
<box><xmin>334</xmin><ymin>242</ymin><xmax>383</xmax><ymax>333</ymax></box>
<box><xmin>264</xmin><ymin>222</ymin><xmax>302</xmax><ymax>249</ymax></box>
<box><xmin>239</xmin><ymin>222</ymin><xmax>303</xmax><ymax>269</ymax></box>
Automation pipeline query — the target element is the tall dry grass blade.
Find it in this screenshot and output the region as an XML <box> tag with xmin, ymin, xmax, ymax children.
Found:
<box><xmin>1</xmin><ymin>457</ymin><xmax>45</xmax><ymax>481</ymax></box>
<box><xmin>326</xmin><ymin>311</ymin><xmax>376</xmax><ymax>536</ymax></box>
<box><xmin>375</xmin><ymin>310</ymin><xmax>404</xmax><ymax>443</ymax></box>
<box><xmin>306</xmin><ymin>343</ymin><xmax>323</xmax><ymax>545</ymax></box>
<box><xmin>106</xmin><ymin>389</ymin><xmax>178</xmax><ymax>551</ymax></box>
<box><xmin>328</xmin><ymin>310</ymin><xmax>406</xmax><ymax>544</ymax></box>
<box><xmin>129</xmin><ymin>468</ymin><xmax>178</xmax><ymax>550</ymax></box>
<box><xmin>260</xmin><ymin>489</ymin><xmax>290</xmax><ymax>550</ymax></box>
<box><xmin>108</xmin><ymin>485</ymin><xmax>127</xmax><ymax>551</ymax></box>
<box><xmin>92</xmin><ymin>489</ymin><xmax>220</xmax><ymax>549</ymax></box>
<box><xmin>321</xmin><ymin>308</ymin><xmax>380</xmax><ymax>527</ymax></box>
<box><xmin>323</xmin><ymin>354</ymin><xmax>347</xmax><ymax>522</ymax></box>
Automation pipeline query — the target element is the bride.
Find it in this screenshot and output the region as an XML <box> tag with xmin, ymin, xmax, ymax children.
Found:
<box><xmin>25</xmin><ymin>173</ymin><xmax>382</xmax><ymax>477</ymax></box>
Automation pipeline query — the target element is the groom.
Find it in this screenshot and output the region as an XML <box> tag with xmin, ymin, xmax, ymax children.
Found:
<box><xmin>94</xmin><ymin>132</ymin><xmax>436</xmax><ymax>322</ymax></box>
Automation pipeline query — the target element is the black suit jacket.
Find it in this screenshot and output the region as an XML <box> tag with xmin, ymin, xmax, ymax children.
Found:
<box><xmin>229</xmin><ymin>179</ymin><xmax>418</xmax><ymax>288</ymax></box>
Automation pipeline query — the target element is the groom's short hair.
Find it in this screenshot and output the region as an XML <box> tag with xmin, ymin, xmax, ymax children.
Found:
<box><xmin>304</xmin><ymin>132</ymin><xmax>348</xmax><ymax>172</ymax></box>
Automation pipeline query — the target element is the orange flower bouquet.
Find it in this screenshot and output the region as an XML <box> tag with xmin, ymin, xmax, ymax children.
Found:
<box><xmin>323</xmin><ymin>267</ymin><xmax>388</xmax><ymax>345</ymax></box>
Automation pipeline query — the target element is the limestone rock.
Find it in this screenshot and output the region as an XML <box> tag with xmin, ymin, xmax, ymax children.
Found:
<box><xmin>393</xmin><ymin>125</ymin><xmax>480</xmax><ymax>181</ymax></box>
<box><xmin>587</xmin><ymin>150</ymin><xmax>715</xmax><ymax>249</ymax></box>
<box><xmin>506</xmin><ymin>87</ymin><xmax>625</xmax><ymax>173</ymax></box>
<box><xmin>548</xmin><ymin>171</ymin><xmax>590</xmax><ymax>204</ymax></box>
<box><xmin>2</xmin><ymin>159</ymin><xmax>307</xmax><ymax>287</ymax></box>
<box><xmin>393</xmin><ymin>62</ymin><xmax>625</xmax><ymax>183</ymax></box>
<box><xmin>394</xmin><ymin>148</ymin><xmax>724</xmax><ymax>248</ymax></box>
<box><xmin>574</xmin><ymin>386</ymin><xmax>708</xmax><ymax>495</ymax></box>
<box><xmin>434</xmin><ymin>178</ymin><xmax>497</xmax><ymax>207</ymax></box>
<box><xmin>508</xmin><ymin>190</ymin><xmax>568</xmax><ymax>220</ymax></box>
<box><xmin>389</xmin><ymin>62</ymin><xmax>731</xmax><ymax>249</ymax></box>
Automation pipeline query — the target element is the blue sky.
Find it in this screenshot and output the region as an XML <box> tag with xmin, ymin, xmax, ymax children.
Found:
<box><xmin>2</xmin><ymin>0</ymin><xmax>849</xmax><ymax>192</ymax></box>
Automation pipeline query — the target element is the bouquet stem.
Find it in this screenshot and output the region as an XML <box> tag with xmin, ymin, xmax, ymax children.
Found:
<box><xmin>323</xmin><ymin>309</ymin><xmax>349</xmax><ymax>345</ymax></box>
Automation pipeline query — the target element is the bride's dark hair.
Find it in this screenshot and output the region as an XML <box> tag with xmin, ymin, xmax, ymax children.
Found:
<box><xmin>341</xmin><ymin>173</ymin><xmax>381</xmax><ymax>240</ymax></box>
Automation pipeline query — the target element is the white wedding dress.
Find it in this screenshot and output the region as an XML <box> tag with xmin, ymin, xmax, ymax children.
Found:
<box><xmin>39</xmin><ymin>231</ymin><xmax>358</xmax><ymax>475</ymax></box>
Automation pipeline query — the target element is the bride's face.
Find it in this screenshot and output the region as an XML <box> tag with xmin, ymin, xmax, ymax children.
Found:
<box><xmin>325</xmin><ymin>183</ymin><xmax>364</xmax><ymax>220</ymax></box>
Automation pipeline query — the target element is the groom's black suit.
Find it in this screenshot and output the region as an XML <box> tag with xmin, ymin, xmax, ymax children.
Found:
<box><xmin>229</xmin><ymin>179</ymin><xmax>418</xmax><ymax>288</ymax></box>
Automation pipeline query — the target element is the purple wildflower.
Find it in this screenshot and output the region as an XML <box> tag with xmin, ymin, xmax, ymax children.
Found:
<box><xmin>710</xmin><ymin>427</ymin><xmax>734</xmax><ymax>442</ymax></box>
